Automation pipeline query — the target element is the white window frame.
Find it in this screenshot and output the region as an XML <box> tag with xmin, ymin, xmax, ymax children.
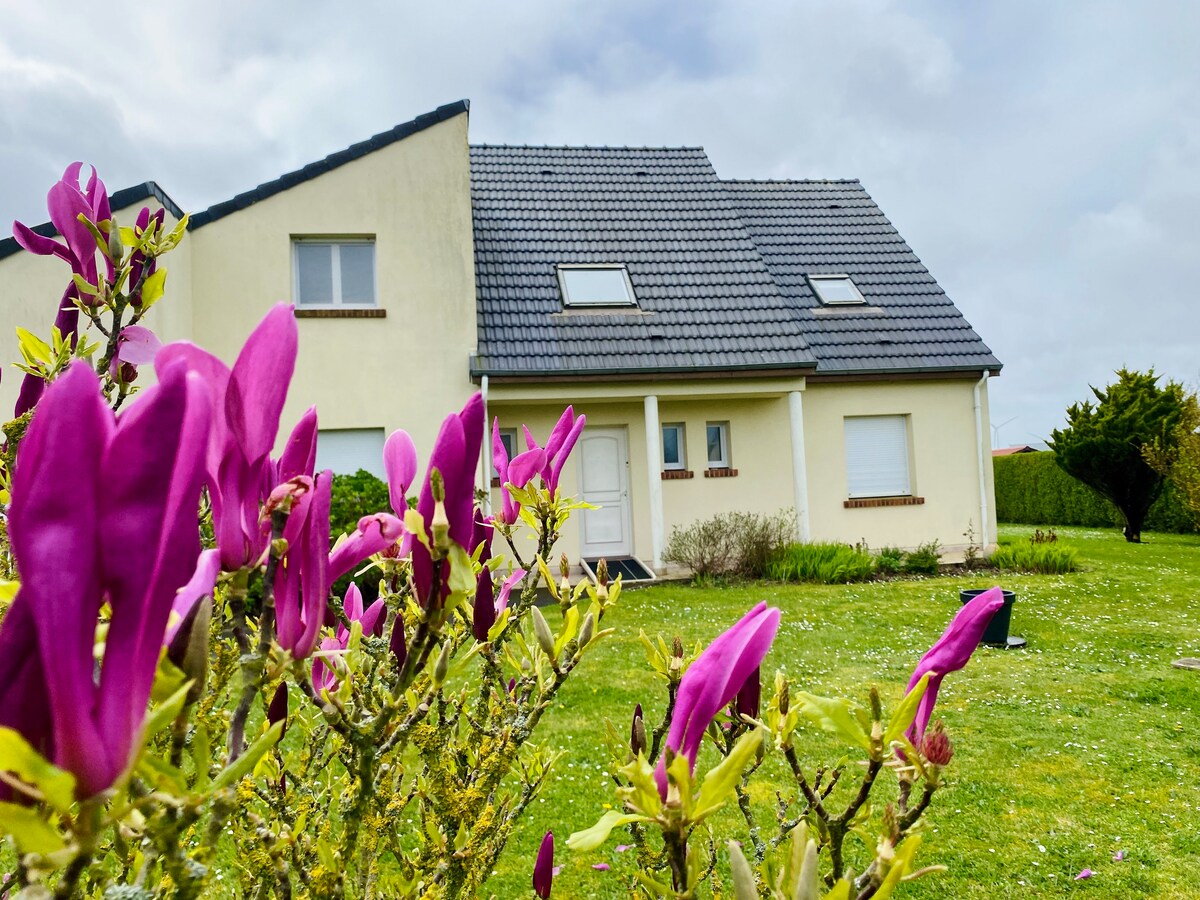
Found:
<box><xmin>705</xmin><ymin>421</ymin><xmax>730</xmax><ymax>469</ymax></box>
<box><xmin>556</xmin><ymin>264</ymin><xmax>638</xmax><ymax>308</ymax></box>
<box><xmin>662</xmin><ymin>423</ymin><xmax>687</xmax><ymax>471</ymax></box>
<box><xmin>293</xmin><ymin>238</ymin><xmax>377</xmax><ymax>308</ymax></box>
<box><xmin>808</xmin><ymin>274</ymin><xmax>866</xmax><ymax>306</ymax></box>
<box><xmin>843</xmin><ymin>415</ymin><xmax>912</xmax><ymax>498</ymax></box>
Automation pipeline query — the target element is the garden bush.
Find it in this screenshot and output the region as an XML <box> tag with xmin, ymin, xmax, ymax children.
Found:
<box><xmin>874</xmin><ymin>545</ymin><xmax>906</xmax><ymax>575</ymax></box>
<box><xmin>766</xmin><ymin>541</ymin><xmax>876</xmax><ymax>583</ymax></box>
<box><xmin>994</xmin><ymin>450</ymin><xmax>1195</xmax><ymax>533</ymax></box>
<box><xmin>990</xmin><ymin>538</ymin><xmax>1080</xmax><ymax>574</ymax></box>
<box><xmin>903</xmin><ymin>540</ymin><xmax>942</xmax><ymax>575</ymax></box>
<box><xmin>663</xmin><ymin>508</ymin><xmax>794</xmax><ymax>581</ymax></box>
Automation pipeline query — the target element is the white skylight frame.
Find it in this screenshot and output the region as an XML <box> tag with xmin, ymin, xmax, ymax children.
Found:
<box><xmin>556</xmin><ymin>264</ymin><xmax>638</xmax><ymax>308</ymax></box>
<box><xmin>807</xmin><ymin>274</ymin><xmax>866</xmax><ymax>306</ymax></box>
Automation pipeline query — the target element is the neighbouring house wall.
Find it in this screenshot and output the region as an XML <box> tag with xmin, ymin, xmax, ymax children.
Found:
<box><xmin>0</xmin><ymin>198</ymin><xmax>193</xmax><ymax>416</ymax></box>
<box><xmin>802</xmin><ymin>378</ymin><xmax>997</xmax><ymax>557</ymax></box>
<box><xmin>185</xmin><ymin>112</ymin><xmax>478</xmax><ymax>460</ymax></box>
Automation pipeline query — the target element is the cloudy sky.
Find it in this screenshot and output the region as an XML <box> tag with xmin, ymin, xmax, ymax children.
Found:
<box><xmin>2</xmin><ymin>0</ymin><xmax>1198</xmax><ymax>443</ymax></box>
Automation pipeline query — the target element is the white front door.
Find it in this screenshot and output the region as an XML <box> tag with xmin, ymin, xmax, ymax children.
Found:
<box><xmin>579</xmin><ymin>427</ymin><xmax>632</xmax><ymax>559</ymax></box>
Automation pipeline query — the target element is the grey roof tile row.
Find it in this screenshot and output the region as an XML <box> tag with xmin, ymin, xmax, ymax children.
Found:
<box><xmin>470</xmin><ymin>145</ymin><xmax>999</xmax><ymax>377</ymax></box>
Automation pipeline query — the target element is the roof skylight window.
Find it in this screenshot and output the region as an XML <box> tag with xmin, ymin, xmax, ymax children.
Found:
<box><xmin>557</xmin><ymin>265</ymin><xmax>638</xmax><ymax>308</ymax></box>
<box><xmin>808</xmin><ymin>274</ymin><xmax>866</xmax><ymax>306</ymax></box>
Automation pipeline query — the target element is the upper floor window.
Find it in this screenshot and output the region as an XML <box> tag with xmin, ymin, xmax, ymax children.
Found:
<box><xmin>808</xmin><ymin>274</ymin><xmax>865</xmax><ymax>306</ymax></box>
<box><xmin>294</xmin><ymin>239</ymin><xmax>376</xmax><ymax>307</ymax></box>
<box><xmin>557</xmin><ymin>265</ymin><xmax>637</xmax><ymax>308</ymax></box>
<box><xmin>315</xmin><ymin>428</ymin><xmax>386</xmax><ymax>479</ymax></box>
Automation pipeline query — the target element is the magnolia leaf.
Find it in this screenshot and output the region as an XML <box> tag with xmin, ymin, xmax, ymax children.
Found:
<box><xmin>71</xmin><ymin>273</ymin><xmax>99</xmax><ymax>297</ymax></box>
<box><xmin>136</xmin><ymin>752</ymin><xmax>188</xmax><ymax>796</ymax></box>
<box><xmin>554</xmin><ymin>605</ymin><xmax>580</xmax><ymax>657</ymax></box>
<box><xmin>0</xmin><ymin>580</ymin><xmax>18</xmax><ymax>610</ymax></box>
<box><xmin>693</xmin><ymin>729</ymin><xmax>762</xmax><ymax>821</ymax></box>
<box><xmin>139</xmin><ymin>268</ymin><xmax>167</xmax><ymax>309</ymax></box>
<box><xmin>536</xmin><ymin>556</ymin><xmax>558</xmax><ymax>599</ymax></box>
<box><xmin>403</xmin><ymin>509</ymin><xmax>431</xmax><ymax>551</ymax></box>
<box><xmin>884</xmin><ymin>673</ymin><xmax>930</xmax><ymax>745</ymax></box>
<box><xmin>794</xmin><ymin>692</ymin><xmax>871</xmax><ymax>752</ymax></box>
<box><xmin>150</xmin><ymin>652</ymin><xmax>189</xmax><ymax>704</ymax></box>
<box><xmin>211</xmin><ymin>721</ymin><xmax>284</xmax><ymax>790</ymax></box>
<box><xmin>566</xmin><ymin>809</ymin><xmax>650</xmax><ymax>852</ymax></box>
<box><xmin>517</xmin><ymin>506</ymin><xmax>540</xmax><ymax>532</ymax></box>
<box><xmin>872</xmin><ymin>835</ymin><xmax>924</xmax><ymax>900</ymax></box>
<box><xmin>823</xmin><ymin>880</ymin><xmax>853</xmax><ymax>900</ymax></box>
<box><xmin>0</xmin><ymin>801</ymin><xmax>65</xmax><ymax>854</ymax></box>
<box><xmin>141</xmin><ymin>680</ymin><xmax>193</xmax><ymax>743</ymax></box>
<box><xmin>617</xmin><ymin>754</ymin><xmax>663</xmax><ymax>817</ymax></box>
<box><xmin>15</xmin><ymin>328</ymin><xmax>52</xmax><ymax>366</ymax></box>
<box><xmin>634</xmin><ymin>872</ymin><xmax>676</xmax><ymax>897</ymax></box>
<box><xmin>486</xmin><ymin>607</ymin><xmax>512</xmax><ymax>642</ymax></box>
<box><xmin>0</xmin><ymin>729</ymin><xmax>75</xmax><ymax>814</ymax></box>
<box><xmin>192</xmin><ymin>723</ymin><xmax>212</xmax><ymax>790</ymax></box>
<box><xmin>505</xmin><ymin>483</ymin><xmax>535</xmax><ymax>506</ymax></box>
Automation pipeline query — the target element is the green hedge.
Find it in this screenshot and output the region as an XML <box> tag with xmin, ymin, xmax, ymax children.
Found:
<box><xmin>993</xmin><ymin>451</ymin><xmax>1195</xmax><ymax>533</ymax></box>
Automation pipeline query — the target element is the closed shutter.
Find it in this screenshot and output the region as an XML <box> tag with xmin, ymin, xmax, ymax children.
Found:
<box><xmin>844</xmin><ymin>416</ymin><xmax>910</xmax><ymax>498</ymax></box>
<box><xmin>316</xmin><ymin>428</ymin><xmax>387</xmax><ymax>478</ymax></box>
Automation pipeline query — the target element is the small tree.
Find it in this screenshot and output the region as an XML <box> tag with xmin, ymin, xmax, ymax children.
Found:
<box><xmin>1144</xmin><ymin>391</ymin><xmax>1200</xmax><ymax>527</ymax></box>
<box><xmin>1050</xmin><ymin>368</ymin><xmax>1186</xmax><ymax>543</ymax></box>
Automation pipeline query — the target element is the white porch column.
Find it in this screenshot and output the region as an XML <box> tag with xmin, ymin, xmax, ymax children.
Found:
<box><xmin>644</xmin><ymin>395</ymin><xmax>665</xmax><ymax>571</ymax></box>
<box><xmin>788</xmin><ymin>390</ymin><xmax>811</xmax><ymax>542</ymax></box>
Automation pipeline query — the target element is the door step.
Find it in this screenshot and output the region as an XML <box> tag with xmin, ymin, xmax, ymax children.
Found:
<box><xmin>582</xmin><ymin>556</ymin><xmax>655</xmax><ymax>584</ymax></box>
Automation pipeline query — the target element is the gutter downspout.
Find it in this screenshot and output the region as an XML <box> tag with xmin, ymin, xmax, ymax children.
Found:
<box><xmin>481</xmin><ymin>375</ymin><xmax>491</xmax><ymax>516</ymax></box>
<box><xmin>973</xmin><ymin>372</ymin><xmax>989</xmax><ymax>549</ymax></box>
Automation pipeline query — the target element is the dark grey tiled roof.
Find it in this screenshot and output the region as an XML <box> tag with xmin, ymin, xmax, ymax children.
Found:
<box><xmin>0</xmin><ymin>182</ymin><xmax>185</xmax><ymax>262</ymax></box>
<box><xmin>724</xmin><ymin>180</ymin><xmax>1000</xmax><ymax>374</ymax></box>
<box><xmin>470</xmin><ymin>145</ymin><xmax>818</xmax><ymax>377</ymax></box>
<box><xmin>470</xmin><ymin>145</ymin><xmax>1000</xmax><ymax>378</ymax></box>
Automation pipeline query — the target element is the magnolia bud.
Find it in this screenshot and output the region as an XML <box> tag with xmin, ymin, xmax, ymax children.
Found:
<box><xmin>778</xmin><ymin>678</ymin><xmax>790</xmax><ymax>716</ymax></box>
<box><xmin>596</xmin><ymin>558</ymin><xmax>609</xmax><ymax>587</ymax></box>
<box><xmin>559</xmin><ymin>553</ymin><xmax>570</xmax><ymax>579</ymax></box>
<box><xmin>431</xmin><ymin>500</ymin><xmax>450</xmax><ymax>553</ymax></box>
<box><xmin>531</xmin><ymin>606</ymin><xmax>557</xmax><ymax>663</ymax></box>
<box><xmin>267</xmin><ymin>683</ymin><xmax>288</xmax><ymax>740</ymax></box>
<box><xmin>735</xmin><ymin>666</ymin><xmax>761</xmax><ymax>720</ymax></box>
<box><xmin>107</xmin><ymin>220</ymin><xmax>124</xmax><ymax>262</ymax></box>
<box><xmin>388</xmin><ymin>614</ymin><xmax>408</xmax><ymax>672</ymax></box>
<box><xmin>578</xmin><ymin>612</ymin><xmax>594</xmax><ymax>649</ymax></box>
<box><xmin>630</xmin><ymin>703</ymin><xmax>646</xmax><ymax>756</ymax></box>
<box><xmin>921</xmin><ymin>721</ymin><xmax>953</xmax><ymax>767</ymax></box>
<box><xmin>166</xmin><ymin>596</ymin><xmax>212</xmax><ymax>706</ymax></box>
<box><xmin>431</xmin><ymin>640</ymin><xmax>451</xmax><ymax>687</ymax></box>
<box><xmin>869</xmin><ymin>685</ymin><xmax>882</xmax><ymax>723</ymax></box>
<box><xmin>672</xmin><ymin>635</ymin><xmax>684</xmax><ymax>658</ymax></box>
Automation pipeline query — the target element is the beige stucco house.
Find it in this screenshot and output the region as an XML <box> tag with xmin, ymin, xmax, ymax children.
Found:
<box><xmin>0</xmin><ymin>100</ymin><xmax>1002</xmax><ymax>573</ymax></box>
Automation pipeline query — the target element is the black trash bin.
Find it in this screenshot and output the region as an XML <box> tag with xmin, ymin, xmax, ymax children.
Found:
<box><xmin>959</xmin><ymin>589</ymin><xmax>1024</xmax><ymax>648</ymax></box>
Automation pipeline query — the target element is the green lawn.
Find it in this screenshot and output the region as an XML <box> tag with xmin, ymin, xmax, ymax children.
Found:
<box><xmin>489</xmin><ymin>526</ymin><xmax>1200</xmax><ymax>898</ymax></box>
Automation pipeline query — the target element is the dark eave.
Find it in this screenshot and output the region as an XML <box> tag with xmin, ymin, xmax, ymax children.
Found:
<box><xmin>0</xmin><ymin>181</ymin><xmax>185</xmax><ymax>262</ymax></box>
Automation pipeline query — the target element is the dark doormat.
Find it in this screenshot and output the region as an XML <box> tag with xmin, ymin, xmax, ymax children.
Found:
<box><xmin>583</xmin><ymin>557</ymin><xmax>654</xmax><ymax>582</ymax></box>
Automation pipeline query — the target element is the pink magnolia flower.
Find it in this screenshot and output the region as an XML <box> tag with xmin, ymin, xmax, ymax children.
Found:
<box><xmin>0</xmin><ymin>360</ymin><xmax>209</xmax><ymax>798</ymax></box>
<box><xmin>472</xmin><ymin>514</ymin><xmax>496</xmax><ymax>640</ymax></box>
<box><xmin>495</xmin><ymin>568</ymin><xmax>526</xmax><ymax>614</ymax></box>
<box><xmin>109</xmin><ymin>324</ymin><xmax>163</xmax><ymax>383</ymax></box>
<box><xmin>904</xmin><ymin>586</ymin><xmax>1005</xmax><ymax>746</ymax></box>
<box><xmin>1075</xmin><ymin>869</ymin><xmax>1094</xmax><ymax>880</ymax></box>
<box><xmin>157</xmin><ymin>303</ymin><xmax>320</xmax><ymax>572</ymax></box>
<box><xmin>521</xmin><ymin>406</ymin><xmax>586</xmax><ymax>496</ymax></box>
<box><xmin>411</xmin><ymin>394</ymin><xmax>484</xmax><ymax>608</ymax></box>
<box><xmin>654</xmin><ymin>603</ymin><xmax>780</xmax><ymax>796</ymax></box>
<box><xmin>312</xmin><ymin>583</ymin><xmax>387</xmax><ymax>692</ymax></box>
<box><xmin>11</xmin><ymin>163</ymin><xmax>114</xmax><ymax>415</ymax></box>
<box><xmin>491</xmin><ymin>417</ymin><xmax>545</xmax><ymax>525</ymax></box>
